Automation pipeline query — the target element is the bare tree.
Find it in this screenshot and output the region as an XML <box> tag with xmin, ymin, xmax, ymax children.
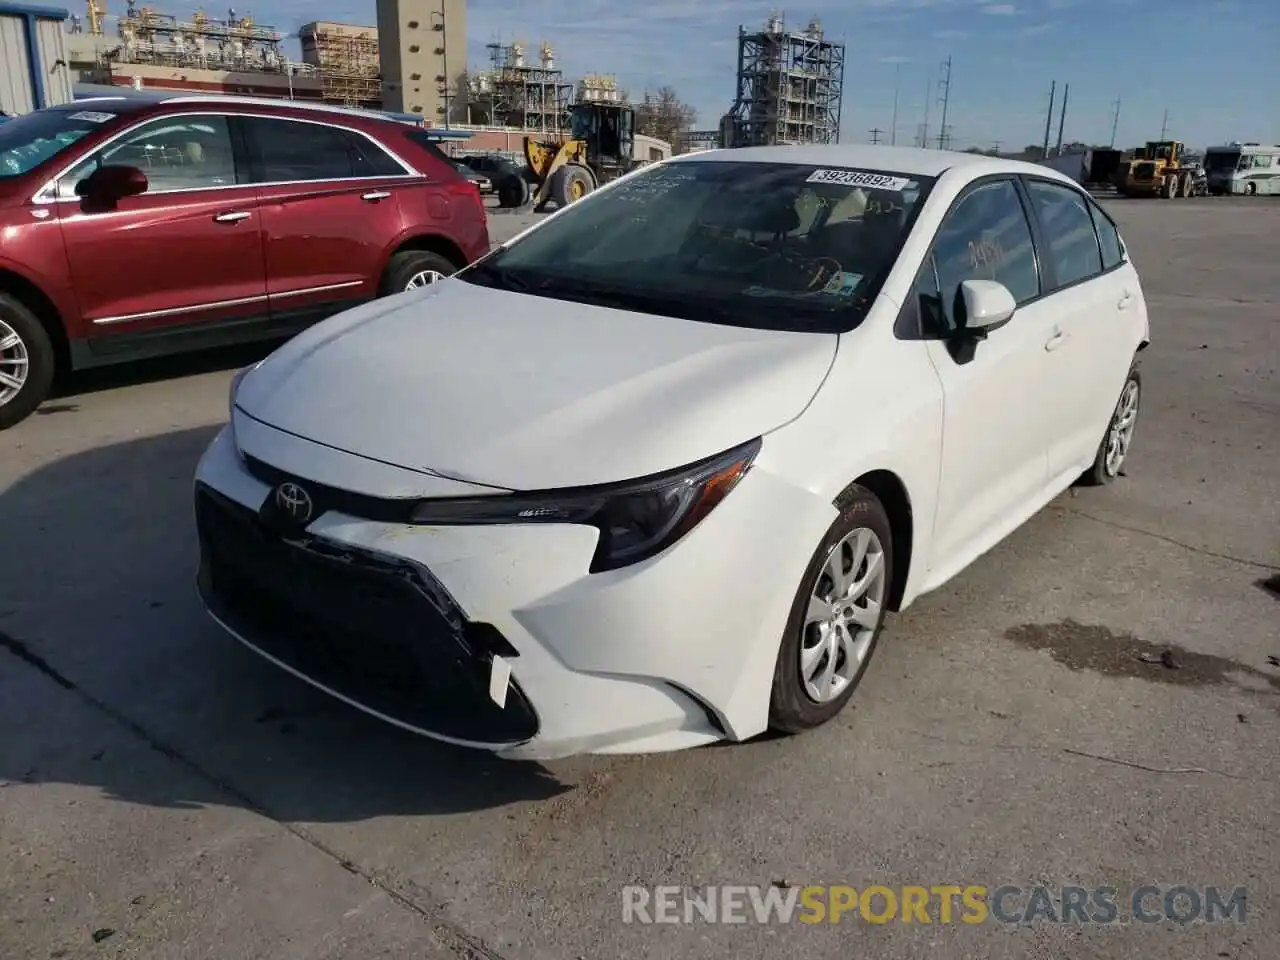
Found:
<box><xmin>635</xmin><ymin>86</ymin><xmax>697</xmax><ymax>151</ymax></box>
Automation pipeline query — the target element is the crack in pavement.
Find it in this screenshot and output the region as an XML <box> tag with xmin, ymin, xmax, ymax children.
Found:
<box><xmin>0</xmin><ymin>628</ymin><xmax>509</xmax><ymax>960</ymax></box>
<box><xmin>1051</xmin><ymin>505</ymin><xmax>1276</xmax><ymax>572</ymax></box>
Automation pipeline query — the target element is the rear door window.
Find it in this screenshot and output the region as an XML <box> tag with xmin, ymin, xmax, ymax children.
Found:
<box><xmin>1026</xmin><ymin>179</ymin><xmax>1104</xmax><ymax>288</ymax></box>
<box><xmin>243</xmin><ymin>117</ymin><xmax>406</xmax><ymax>183</ymax></box>
<box><xmin>1086</xmin><ymin>199</ymin><xmax>1125</xmax><ymax>271</ymax></box>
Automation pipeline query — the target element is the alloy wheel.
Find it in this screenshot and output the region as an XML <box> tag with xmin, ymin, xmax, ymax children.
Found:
<box><xmin>800</xmin><ymin>527</ymin><xmax>888</xmax><ymax>703</ymax></box>
<box><xmin>405</xmin><ymin>269</ymin><xmax>447</xmax><ymax>290</ymax></box>
<box><xmin>0</xmin><ymin>317</ymin><xmax>29</xmax><ymax>407</ymax></box>
<box><xmin>1104</xmin><ymin>378</ymin><xmax>1140</xmax><ymax>477</ymax></box>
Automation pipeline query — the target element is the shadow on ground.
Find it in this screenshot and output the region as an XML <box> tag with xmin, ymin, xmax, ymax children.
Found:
<box><xmin>0</xmin><ymin>426</ymin><xmax>571</xmax><ymax>819</ymax></box>
<box><xmin>48</xmin><ymin>340</ymin><xmax>285</xmax><ymax>403</ymax></box>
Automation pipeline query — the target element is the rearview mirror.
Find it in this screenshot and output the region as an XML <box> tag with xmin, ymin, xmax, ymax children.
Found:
<box><xmin>958</xmin><ymin>279</ymin><xmax>1016</xmax><ymax>334</ymax></box>
<box><xmin>75</xmin><ymin>164</ymin><xmax>148</xmax><ymax>204</ymax></box>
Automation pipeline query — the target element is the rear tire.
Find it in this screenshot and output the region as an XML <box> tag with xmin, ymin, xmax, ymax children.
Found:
<box><xmin>550</xmin><ymin>163</ymin><xmax>593</xmax><ymax>208</ymax></box>
<box><xmin>768</xmin><ymin>486</ymin><xmax>894</xmax><ymax>734</ymax></box>
<box><xmin>380</xmin><ymin>250</ymin><xmax>461</xmax><ymax>295</ymax></box>
<box><xmin>1079</xmin><ymin>365</ymin><xmax>1141</xmax><ymax>486</ymax></box>
<box><xmin>0</xmin><ymin>292</ymin><xmax>56</xmax><ymax>431</ymax></box>
<box><xmin>496</xmin><ymin>174</ymin><xmax>529</xmax><ymax>208</ymax></box>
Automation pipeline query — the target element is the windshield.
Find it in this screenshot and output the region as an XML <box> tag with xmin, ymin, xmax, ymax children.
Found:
<box><xmin>0</xmin><ymin>107</ymin><xmax>123</xmax><ymax>178</ymax></box>
<box><xmin>1203</xmin><ymin>150</ymin><xmax>1240</xmax><ymax>173</ymax></box>
<box><xmin>461</xmin><ymin>160</ymin><xmax>934</xmax><ymax>334</ymax></box>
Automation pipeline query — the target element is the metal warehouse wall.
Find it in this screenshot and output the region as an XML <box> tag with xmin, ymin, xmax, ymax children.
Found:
<box><xmin>0</xmin><ymin>4</ymin><xmax>73</xmax><ymax>115</ymax></box>
<box><xmin>0</xmin><ymin>14</ymin><xmax>35</xmax><ymax>114</ymax></box>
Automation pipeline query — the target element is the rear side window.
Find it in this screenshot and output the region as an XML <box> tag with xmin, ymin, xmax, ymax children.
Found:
<box><xmin>404</xmin><ymin>129</ymin><xmax>458</xmax><ymax>173</ymax></box>
<box><xmin>243</xmin><ymin>117</ymin><xmax>405</xmax><ymax>182</ymax></box>
<box><xmin>922</xmin><ymin>178</ymin><xmax>1040</xmax><ymax>334</ymax></box>
<box><xmin>1027</xmin><ymin>180</ymin><xmax>1103</xmax><ymax>288</ymax></box>
<box><xmin>1087</xmin><ymin>200</ymin><xmax>1125</xmax><ymax>270</ymax></box>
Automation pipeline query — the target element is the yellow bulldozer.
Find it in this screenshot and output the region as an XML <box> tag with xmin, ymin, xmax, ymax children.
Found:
<box><xmin>523</xmin><ymin>101</ymin><xmax>638</xmax><ymax>210</ymax></box>
<box><xmin>1114</xmin><ymin>140</ymin><xmax>1197</xmax><ymax>198</ymax></box>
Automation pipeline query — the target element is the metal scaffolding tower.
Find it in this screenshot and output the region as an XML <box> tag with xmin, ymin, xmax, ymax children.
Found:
<box><xmin>472</xmin><ymin>41</ymin><xmax>574</xmax><ymax>132</ymax></box>
<box><xmin>725</xmin><ymin>12</ymin><xmax>845</xmax><ymax>147</ymax></box>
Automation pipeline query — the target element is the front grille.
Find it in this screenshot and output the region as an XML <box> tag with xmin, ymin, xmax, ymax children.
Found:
<box><xmin>195</xmin><ymin>484</ymin><xmax>538</xmax><ymax>744</ymax></box>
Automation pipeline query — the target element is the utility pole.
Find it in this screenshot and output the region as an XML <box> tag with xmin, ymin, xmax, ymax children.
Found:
<box><xmin>919</xmin><ymin>74</ymin><xmax>932</xmax><ymax>149</ymax></box>
<box><xmin>890</xmin><ymin>61</ymin><xmax>901</xmax><ymax>146</ymax></box>
<box><xmin>1110</xmin><ymin>98</ymin><xmax>1121</xmax><ymax>147</ymax></box>
<box><xmin>1041</xmin><ymin>80</ymin><xmax>1056</xmax><ymax>159</ymax></box>
<box><xmin>1054</xmin><ymin>82</ymin><xmax>1069</xmax><ymax>155</ymax></box>
<box><xmin>992</xmin><ymin>139</ymin><xmax>1002</xmax><ymax>155</ymax></box>
<box><xmin>1160</xmin><ymin>108</ymin><xmax>1169</xmax><ymax>139</ymax></box>
<box><xmin>869</xmin><ymin>127</ymin><xmax>883</xmax><ymax>144</ymax></box>
<box><xmin>935</xmin><ymin>56</ymin><xmax>952</xmax><ymax>150</ymax></box>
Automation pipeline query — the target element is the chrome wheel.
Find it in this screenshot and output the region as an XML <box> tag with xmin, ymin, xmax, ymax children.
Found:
<box><xmin>800</xmin><ymin>527</ymin><xmax>887</xmax><ymax>704</ymax></box>
<box><xmin>0</xmin><ymin>317</ymin><xmax>30</xmax><ymax>406</ymax></box>
<box><xmin>405</xmin><ymin>269</ymin><xmax>447</xmax><ymax>290</ymax></box>
<box><xmin>1104</xmin><ymin>378</ymin><xmax>1140</xmax><ymax>477</ymax></box>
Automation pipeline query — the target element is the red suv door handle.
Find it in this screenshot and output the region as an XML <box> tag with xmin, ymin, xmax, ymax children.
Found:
<box><xmin>213</xmin><ymin>211</ymin><xmax>251</xmax><ymax>223</ymax></box>
<box><xmin>361</xmin><ymin>191</ymin><xmax>392</xmax><ymax>202</ymax></box>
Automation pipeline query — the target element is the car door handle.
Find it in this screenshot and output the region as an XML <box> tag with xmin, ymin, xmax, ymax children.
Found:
<box><xmin>1117</xmin><ymin>291</ymin><xmax>1134</xmax><ymax>310</ymax></box>
<box><xmin>1044</xmin><ymin>329</ymin><xmax>1069</xmax><ymax>352</ymax></box>
<box><xmin>362</xmin><ymin>191</ymin><xmax>392</xmax><ymax>201</ymax></box>
<box><xmin>213</xmin><ymin>211</ymin><xmax>251</xmax><ymax>223</ymax></box>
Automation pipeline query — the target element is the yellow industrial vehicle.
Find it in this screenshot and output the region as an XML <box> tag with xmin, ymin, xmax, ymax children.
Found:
<box><xmin>1115</xmin><ymin>140</ymin><xmax>1196</xmax><ymax>198</ymax></box>
<box><xmin>523</xmin><ymin>101</ymin><xmax>637</xmax><ymax>210</ymax></box>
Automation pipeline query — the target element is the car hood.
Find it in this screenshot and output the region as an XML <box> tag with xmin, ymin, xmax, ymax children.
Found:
<box><xmin>235</xmin><ymin>279</ymin><xmax>837</xmax><ymax>490</ymax></box>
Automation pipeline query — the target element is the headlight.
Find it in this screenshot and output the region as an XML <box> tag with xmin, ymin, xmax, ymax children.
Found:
<box><xmin>409</xmin><ymin>438</ymin><xmax>762</xmax><ymax>573</ymax></box>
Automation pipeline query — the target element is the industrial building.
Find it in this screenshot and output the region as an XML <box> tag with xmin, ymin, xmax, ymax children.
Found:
<box><xmin>377</xmin><ymin>0</ymin><xmax>466</xmax><ymax>124</ymax></box>
<box><xmin>63</xmin><ymin>1</ymin><xmax>323</xmax><ymax>100</ymax></box>
<box><xmin>723</xmin><ymin>12</ymin><xmax>845</xmax><ymax>147</ymax></box>
<box><xmin>1</xmin><ymin>1</ymin><xmax>75</xmax><ymax>114</ymax></box>
<box><xmin>298</xmin><ymin>20</ymin><xmax>379</xmax><ymax>107</ymax></box>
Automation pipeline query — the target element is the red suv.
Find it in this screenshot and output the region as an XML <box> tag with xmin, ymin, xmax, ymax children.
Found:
<box><xmin>0</xmin><ymin>93</ymin><xmax>490</xmax><ymax>429</ymax></box>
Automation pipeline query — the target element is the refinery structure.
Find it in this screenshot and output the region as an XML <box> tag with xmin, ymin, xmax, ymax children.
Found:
<box><xmin>58</xmin><ymin>2</ymin><xmax>843</xmax><ymax>153</ymax></box>
<box><xmin>724</xmin><ymin>13</ymin><xmax>846</xmax><ymax>147</ymax></box>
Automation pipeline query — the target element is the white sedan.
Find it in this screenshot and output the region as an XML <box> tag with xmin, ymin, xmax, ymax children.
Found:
<box><xmin>194</xmin><ymin>145</ymin><xmax>1149</xmax><ymax>760</ymax></box>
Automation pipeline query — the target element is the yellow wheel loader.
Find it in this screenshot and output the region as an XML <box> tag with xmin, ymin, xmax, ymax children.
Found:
<box><xmin>1114</xmin><ymin>140</ymin><xmax>1197</xmax><ymax>198</ymax></box>
<box><xmin>522</xmin><ymin>102</ymin><xmax>638</xmax><ymax>210</ymax></box>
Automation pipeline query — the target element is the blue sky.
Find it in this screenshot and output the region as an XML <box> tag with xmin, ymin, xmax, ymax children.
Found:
<box><xmin>250</xmin><ymin>0</ymin><xmax>1276</xmax><ymax>150</ymax></box>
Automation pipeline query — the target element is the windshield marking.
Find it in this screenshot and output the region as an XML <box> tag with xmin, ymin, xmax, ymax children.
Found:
<box><xmin>65</xmin><ymin>111</ymin><xmax>116</xmax><ymax>123</ymax></box>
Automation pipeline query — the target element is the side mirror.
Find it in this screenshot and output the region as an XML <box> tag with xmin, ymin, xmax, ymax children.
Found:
<box><xmin>958</xmin><ymin>279</ymin><xmax>1016</xmax><ymax>335</ymax></box>
<box><xmin>75</xmin><ymin>164</ymin><xmax>148</xmax><ymax>204</ymax></box>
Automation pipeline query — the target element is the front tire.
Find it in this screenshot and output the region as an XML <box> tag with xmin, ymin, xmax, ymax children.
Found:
<box><xmin>0</xmin><ymin>293</ymin><xmax>56</xmax><ymax>431</ymax></box>
<box><xmin>1080</xmin><ymin>365</ymin><xmax>1141</xmax><ymax>486</ymax></box>
<box><xmin>380</xmin><ymin>250</ymin><xmax>460</xmax><ymax>295</ymax></box>
<box><xmin>768</xmin><ymin>486</ymin><xmax>894</xmax><ymax>734</ymax></box>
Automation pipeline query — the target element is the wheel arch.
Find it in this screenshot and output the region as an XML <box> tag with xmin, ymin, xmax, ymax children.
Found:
<box><xmin>381</xmin><ymin>232</ymin><xmax>469</xmax><ymax>278</ymax></box>
<box><xmin>0</xmin><ymin>267</ymin><xmax>70</xmax><ymax>374</ymax></box>
<box><xmin>835</xmin><ymin>469</ymin><xmax>914</xmax><ymax>612</ymax></box>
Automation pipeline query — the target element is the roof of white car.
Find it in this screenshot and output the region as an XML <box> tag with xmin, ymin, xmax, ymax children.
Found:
<box><xmin>672</xmin><ymin>144</ymin><xmax>1065</xmax><ymax>181</ymax></box>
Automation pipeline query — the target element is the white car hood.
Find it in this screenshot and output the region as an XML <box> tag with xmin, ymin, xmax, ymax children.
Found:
<box><xmin>236</xmin><ymin>279</ymin><xmax>837</xmax><ymax>490</ymax></box>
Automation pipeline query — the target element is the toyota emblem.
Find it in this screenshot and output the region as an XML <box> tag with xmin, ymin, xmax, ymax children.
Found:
<box><xmin>274</xmin><ymin>482</ymin><xmax>313</xmax><ymax>524</ymax></box>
